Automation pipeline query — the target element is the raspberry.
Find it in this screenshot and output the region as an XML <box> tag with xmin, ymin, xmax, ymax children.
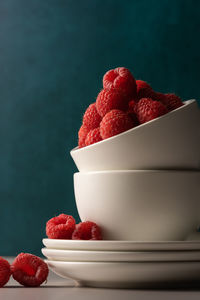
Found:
<box><xmin>0</xmin><ymin>257</ymin><xmax>11</xmax><ymax>287</ymax></box>
<box><xmin>127</xmin><ymin>99</ymin><xmax>138</xmax><ymax>115</ymax></box>
<box><xmin>136</xmin><ymin>80</ymin><xmax>156</xmax><ymax>99</ymax></box>
<box><xmin>46</xmin><ymin>214</ymin><xmax>76</xmax><ymax>239</ymax></box>
<box><xmin>154</xmin><ymin>92</ymin><xmax>166</xmax><ymax>102</ymax></box>
<box><xmin>85</xmin><ymin>127</ymin><xmax>102</xmax><ymax>146</ymax></box>
<box><xmin>78</xmin><ymin>125</ymin><xmax>89</xmax><ymax>148</ymax></box>
<box><xmin>127</xmin><ymin>100</ymin><xmax>139</xmax><ymax>125</ymax></box>
<box><xmin>83</xmin><ymin>103</ymin><xmax>102</xmax><ymax>130</ymax></box>
<box><xmin>96</xmin><ymin>89</ymin><xmax>129</xmax><ymax>117</ymax></box>
<box><xmin>100</xmin><ymin>109</ymin><xmax>135</xmax><ymax>139</ymax></box>
<box><xmin>103</xmin><ymin>67</ymin><xmax>137</xmax><ymax>98</ymax></box>
<box><xmin>72</xmin><ymin>221</ymin><xmax>102</xmax><ymax>240</ymax></box>
<box><xmin>136</xmin><ymin>98</ymin><xmax>168</xmax><ymax>124</ymax></box>
<box><xmin>161</xmin><ymin>93</ymin><xmax>183</xmax><ymax>111</ymax></box>
<box><xmin>11</xmin><ymin>253</ymin><xmax>49</xmax><ymax>287</ymax></box>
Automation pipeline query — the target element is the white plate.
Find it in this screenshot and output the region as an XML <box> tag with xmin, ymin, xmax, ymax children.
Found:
<box><xmin>42</xmin><ymin>238</ymin><xmax>200</xmax><ymax>251</ymax></box>
<box><xmin>42</xmin><ymin>247</ymin><xmax>200</xmax><ymax>262</ymax></box>
<box><xmin>46</xmin><ymin>259</ymin><xmax>200</xmax><ymax>288</ymax></box>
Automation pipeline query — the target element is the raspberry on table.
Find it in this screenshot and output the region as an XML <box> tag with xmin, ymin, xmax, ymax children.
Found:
<box><xmin>100</xmin><ymin>109</ymin><xmax>135</xmax><ymax>140</ymax></box>
<box><xmin>83</xmin><ymin>103</ymin><xmax>102</xmax><ymax>130</ymax></box>
<box><xmin>96</xmin><ymin>89</ymin><xmax>129</xmax><ymax>117</ymax></box>
<box><xmin>78</xmin><ymin>125</ymin><xmax>89</xmax><ymax>148</ymax></box>
<box><xmin>46</xmin><ymin>214</ymin><xmax>76</xmax><ymax>239</ymax></box>
<box><xmin>0</xmin><ymin>257</ymin><xmax>11</xmax><ymax>288</ymax></box>
<box><xmin>161</xmin><ymin>93</ymin><xmax>183</xmax><ymax>111</ymax></box>
<box><xmin>85</xmin><ymin>127</ymin><xmax>102</xmax><ymax>146</ymax></box>
<box><xmin>103</xmin><ymin>67</ymin><xmax>137</xmax><ymax>98</ymax></box>
<box><xmin>136</xmin><ymin>80</ymin><xmax>156</xmax><ymax>99</ymax></box>
<box><xmin>136</xmin><ymin>98</ymin><xmax>168</xmax><ymax>124</ymax></box>
<box><xmin>72</xmin><ymin>221</ymin><xmax>102</xmax><ymax>240</ymax></box>
<box><xmin>11</xmin><ymin>253</ymin><xmax>49</xmax><ymax>287</ymax></box>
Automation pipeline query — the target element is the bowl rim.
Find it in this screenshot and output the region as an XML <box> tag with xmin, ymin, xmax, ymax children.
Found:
<box><xmin>71</xmin><ymin>99</ymin><xmax>197</xmax><ymax>154</ymax></box>
<box><xmin>74</xmin><ymin>169</ymin><xmax>200</xmax><ymax>176</ymax></box>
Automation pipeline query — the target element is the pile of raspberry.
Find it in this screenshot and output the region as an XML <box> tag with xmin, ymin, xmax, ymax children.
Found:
<box><xmin>78</xmin><ymin>67</ymin><xmax>183</xmax><ymax>148</ymax></box>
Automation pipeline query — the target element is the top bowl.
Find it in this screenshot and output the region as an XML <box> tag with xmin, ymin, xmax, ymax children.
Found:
<box><xmin>71</xmin><ymin>100</ymin><xmax>200</xmax><ymax>171</ymax></box>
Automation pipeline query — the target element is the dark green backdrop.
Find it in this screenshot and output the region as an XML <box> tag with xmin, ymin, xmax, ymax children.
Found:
<box><xmin>1</xmin><ymin>0</ymin><xmax>200</xmax><ymax>255</ymax></box>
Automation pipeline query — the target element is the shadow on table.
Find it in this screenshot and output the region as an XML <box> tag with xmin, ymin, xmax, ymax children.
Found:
<box><xmin>4</xmin><ymin>282</ymin><xmax>200</xmax><ymax>291</ymax></box>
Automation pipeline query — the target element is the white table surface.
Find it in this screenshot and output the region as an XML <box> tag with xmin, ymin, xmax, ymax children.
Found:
<box><xmin>2</xmin><ymin>257</ymin><xmax>200</xmax><ymax>300</ymax></box>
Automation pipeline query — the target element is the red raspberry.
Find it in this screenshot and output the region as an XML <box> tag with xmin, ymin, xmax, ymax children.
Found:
<box><xmin>46</xmin><ymin>214</ymin><xmax>76</xmax><ymax>239</ymax></box>
<box><xmin>0</xmin><ymin>257</ymin><xmax>11</xmax><ymax>287</ymax></box>
<box><xmin>127</xmin><ymin>100</ymin><xmax>139</xmax><ymax>125</ymax></box>
<box><xmin>154</xmin><ymin>92</ymin><xmax>166</xmax><ymax>102</ymax></box>
<box><xmin>83</xmin><ymin>103</ymin><xmax>102</xmax><ymax>130</ymax></box>
<box><xmin>136</xmin><ymin>98</ymin><xmax>168</xmax><ymax>124</ymax></box>
<box><xmin>11</xmin><ymin>253</ymin><xmax>49</xmax><ymax>287</ymax></box>
<box><xmin>96</xmin><ymin>89</ymin><xmax>129</xmax><ymax>117</ymax></box>
<box><xmin>100</xmin><ymin>109</ymin><xmax>135</xmax><ymax>139</ymax></box>
<box><xmin>78</xmin><ymin>125</ymin><xmax>89</xmax><ymax>148</ymax></box>
<box><xmin>85</xmin><ymin>127</ymin><xmax>102</xmax><ymax>146</ymax></box>
<box><xmin>72</xmin><ymin>221</ymin><xmax>102</xmax><ymax>240</ymax></box>
<box><xmin>136</xmin><ymin>80</ymin><xmax>156</xmax><ymax>99</ymax></box>
<box><xmin>127</xmin><ymin>99</ymin><xmax>137</xmax><ymax>114</ymax></box>
<box><xmin>103</xmin><ymin>67</ymin><xmax>137</xmax><ymax>98</ymax></box>
<box><xmin>161</xmin><ymin>93</ymin><xmax>183</xmax><ymax>111</ymax></box>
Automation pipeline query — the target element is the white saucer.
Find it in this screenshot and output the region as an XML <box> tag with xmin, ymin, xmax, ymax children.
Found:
<box><xmin>42</xmin><ymin>238</ymin><xmax>200</xmax><ymax>251</ymax></box>
<box><xmin>45</xmin><ymin>259</ymin><xmax>200</xmax><ymax>288</ymax></box>
<box><xmin>42</xmin><ymin>247</ymin><xmax>200</xmax><ymax>262</ymax></box>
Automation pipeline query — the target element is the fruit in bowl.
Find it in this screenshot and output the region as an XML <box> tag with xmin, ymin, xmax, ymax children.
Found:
<box><xmin>71</xmin><ymin>98</ymin><xmax>200</xmax><ymax>171</ymax></box>
<box><xmin>77</xmin><ymin>67</ymin><xmax>184</xmax><ymax>149</ymax></box>
<box><xmin>71</xmin><ymin>67</ymin><xmax>200</xmax><ymax>171</ymax></box>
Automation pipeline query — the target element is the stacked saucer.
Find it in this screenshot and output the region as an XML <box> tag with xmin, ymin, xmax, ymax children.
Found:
<box><xmin>42</xmin><ymin>238</ymin><xmax>200</xmax><ymax>288</ymax></box>
<box><xmin>44</xmin><ymin>99</ymin><xmax>200</xmax><ymax>288</ymax></box>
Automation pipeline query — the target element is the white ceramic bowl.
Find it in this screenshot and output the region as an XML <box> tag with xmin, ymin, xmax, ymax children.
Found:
<box><xmin>71</xmin><ymin>100</ymin><xmax>200</xmax><ymax>171</ymax></box>
<box><xmin>74</xmin><ymin>170</ymin><xmax>200</xmax><ymax>241</ymax></box>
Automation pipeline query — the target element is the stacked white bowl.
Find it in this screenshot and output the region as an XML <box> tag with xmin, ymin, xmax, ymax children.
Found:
<box><xmin>43</xmin><ymin>99</ymin><xmax>200</xmax><ymax>288</ymax></box>
<box><xmin>71</xmin><ymin>99</ymin><xmax>200</xmax><ymax>241</ymax></box>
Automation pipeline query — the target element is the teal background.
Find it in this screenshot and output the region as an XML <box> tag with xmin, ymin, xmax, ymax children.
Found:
<box><xmin>1</xmin><ymin>0</ymin><xmax>200</xmax><ymax>256</ymax></box>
